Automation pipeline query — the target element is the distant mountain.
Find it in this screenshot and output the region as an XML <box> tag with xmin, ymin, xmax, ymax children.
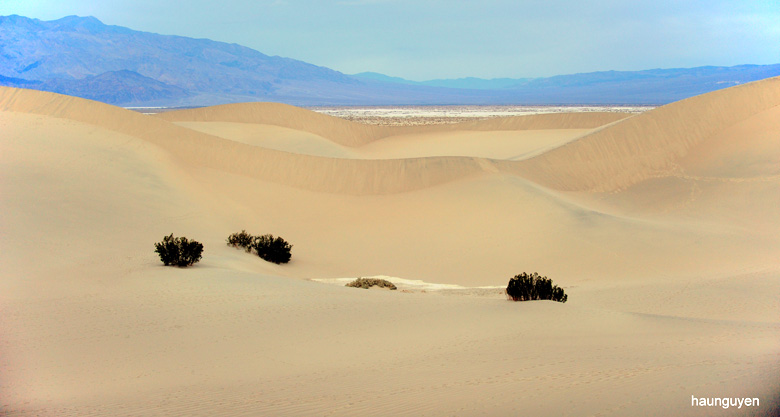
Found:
<box><xmin>0</xmin><ymin>15</ymin><xmax>509</xmax><ymax>106</ymax></box>
<box><xmin>1</xmin><ymin>14</ymin><xmax>778</xmax><ymax>106</ymax></box>
<box><xmin>423</xmin><ymin>77</ymin><xmax>530</xmax><ymax>90</ymax></box>
<box><xmin>353</xmin><ymin>72</ymin><xmax>528</xmax><ymax>89</ymax></box>
<box><xmin>0</xmin><ymin>15</ymin><xmax>371</xmax><ymax>105</ymax></box>
<box><xmin>353</xmin><ymin>72</ymin><xmax>418</xmax><ymax>85</ymax></box>
<box><xmin>0</xmin><ymin>74</ymin><xmax>41</xmax><ymax>87</ymax></box>
<box><xmin>500</xmin><ymin>65</ymin><xmax>780</xmax><ymax>104</ymax></box>
<box><xmin>355</xmin><ymin>65</ymin><xmax>780</xmax><ymax>103</ymax></box>
<box><xmin>46</xmin><ymin>70</ymin><xmax>192</xmax><ymax>105</ymax></box>
<box><xmin>0</xmin><ymin>70</ymin><xmax>190</xmax><ymax>106</ymax></box>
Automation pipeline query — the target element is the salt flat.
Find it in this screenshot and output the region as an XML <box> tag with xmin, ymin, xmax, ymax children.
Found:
<box><xmin>308</xmin><ymin>104</ymin><xmax>654</xmax><ymax>126</ymax></box>
<box><xmin>1</xmin><ymin>79</ymin><xmax>779</xmax><ymax>416</ymax></box>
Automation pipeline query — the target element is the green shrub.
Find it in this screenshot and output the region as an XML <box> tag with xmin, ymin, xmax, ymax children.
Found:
<box><xmin>346</xmin><ymin>277</ymin><xmax>397</xmax><ymax>290</ymax></box>
<box><xmin>154</xmin><ymin>233</ymin><xmax>203</xmax><ymax>267</ymax></box>
<box><xmin>226</xmin><ymin>230</ymin><xmax>254</xmax><ymax>252</ymax></box>
<box><xmin>251</xmin><ymin>234</ymin><xmax>292</xmax><ymax>264</ymax></box>
<box><xmin>506</xmin><ymin>272</ymin><xmax>567</xmax><ymax>303</ymax></box>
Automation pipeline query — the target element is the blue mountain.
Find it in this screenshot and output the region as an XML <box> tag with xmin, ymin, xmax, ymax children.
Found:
<box><xmin>1</xmin><ymin>15</ymin><xmax>778</xmax><ymax>106</ymax></box>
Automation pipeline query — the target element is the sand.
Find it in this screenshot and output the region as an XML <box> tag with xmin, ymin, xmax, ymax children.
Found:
<box><xmin>1</xmin><ymin>79</ymin><xmax>779</xmax><ymax>416</ymax></box>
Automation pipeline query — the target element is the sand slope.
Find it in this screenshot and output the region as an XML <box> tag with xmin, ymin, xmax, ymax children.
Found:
<box><xmin>0</xmin><ymin>87</ymin><xmax>487</xmax><ymax>194</ymax></box>
<box><xmin>156</xmin><ymin>102</ymin><xmax>629</xmax><ymax>145</ymax></box>
<box><xmin>157</xmin><ymin>102</ymin><xmax>390</xmax><ymax>146</ymax></box>
<box><xmin>2</xmin><ymin>81</ymin><xmax>779</xmax><ymax>416</ymax></box>
<box><xmin>508</xmin><ymin>76</ymin><xmax>780</xmax><ymax>192</ymax></box>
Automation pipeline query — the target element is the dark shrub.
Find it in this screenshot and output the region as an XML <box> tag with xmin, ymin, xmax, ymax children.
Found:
<box><xmin>227</xmin><ymin>230</ymin><xmax>254</xmax><ymax>252</ymax></box>
<box><xmin>506</xmin><ymin>272</ymin><xmax>567</xmax><ymax>303</ymax></box>
<box><xmin>154</xmin><ymin>233</ymin><xmax>203</xmax><ymax>267</ymax></box>
<box><xmin>251</xmin><ymin>234</ymin><xmax>292</xmax><ymax>264</ymax></box>
<box><xmin>346</xmin><ymin>277</ymin><xmax>397</xmax><ymax>290</ymax></box>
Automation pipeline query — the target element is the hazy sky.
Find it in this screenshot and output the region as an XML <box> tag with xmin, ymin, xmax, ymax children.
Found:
<box><xmin>1</xmin><ymin>0</ymin><xmax>778</xmax><ymax>80</ymax></box>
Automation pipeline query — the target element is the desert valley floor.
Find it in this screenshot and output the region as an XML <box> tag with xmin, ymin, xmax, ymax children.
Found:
<box><xmin>1</xmin><ymin>79</ymin><xmax>779</xmax><ymax>416</ymax></box>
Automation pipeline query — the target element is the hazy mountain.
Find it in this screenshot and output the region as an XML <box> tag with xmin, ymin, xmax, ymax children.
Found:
<box><xmin>353</xmin><ymin>72</ymin><xmax>528</xmax><ymax>89</ymax></box>
<box><xmin>356</xmin><ymin>65</ymin><xmax>780</xmax><ymax>103</ymax></box>
<box><xmin>45</xmin><ymin>70</ymin><xmax>192</xmax><ymax>105</ymax></box>
<box><xmin>1</xmin><ymin>14</ymin><xmax>778</xmax><ymax>106</ymax></box>
<box><xmin>501</xmin><ymin>65</ymin><xmax>780</xmax><ymax>103</ymax></box>
<box><xmin>352</xmin><ymin>72</ymin><xmax>417</xmax><ymax>85</ymax></box>
<box><xmin>0</xmin><ymin>74</ymin><xmax>41</xmax><ymax>87</ymax></box>
<box><xmin>0</xmin><ymin>15</ymin><xmax>371</xmax><ymax>105</ymax></box>
<box><xmin>0</xmin><ymin>69</ymin><xmax>191</xmax><ymax>106</ymax></box>
<box><xmin>0</xmin><ymin>15</ymin><xmax>515</xmax><ymax>106</ymax></box>
<box><xmin>422</xmin><ymin>77</ymin><xmax>529</xmax><ymax>90</ymax></box>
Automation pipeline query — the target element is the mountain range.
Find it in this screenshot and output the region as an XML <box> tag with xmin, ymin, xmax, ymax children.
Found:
<box><xmin>1</xmin><ymin>14</ymin><xmax>778</xmax><ymax>107</ymax></box>
<box><xmin>351</xmin><ymin>72</ymin><xmax>530</xmax><ymax>90</ymax></box>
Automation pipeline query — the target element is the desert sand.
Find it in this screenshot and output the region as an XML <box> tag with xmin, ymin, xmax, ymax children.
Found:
<box><xmin>1</xmin><ymin>78</ymin><xmax>779</xmax><ymax>416</ymax></box>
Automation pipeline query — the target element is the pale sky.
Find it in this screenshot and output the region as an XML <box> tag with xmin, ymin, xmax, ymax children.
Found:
<box><xmin>1</xmin><ymin>0</ymin><xmax>778</xmax><ymax>80</ymax></box>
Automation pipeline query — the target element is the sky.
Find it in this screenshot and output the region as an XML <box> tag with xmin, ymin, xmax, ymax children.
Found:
<box><xmin>1</xmin><ymin>0</ymin><xmax>778</xmax><ymax>80</ymax></box>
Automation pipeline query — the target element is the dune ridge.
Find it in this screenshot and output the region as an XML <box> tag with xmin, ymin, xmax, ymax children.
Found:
<box><xmin>156</xmin><ymin>102</ymin><xmax>390</xmax><ymax>146</ymax></box>
<box><xmin>2</xmin><ymin>77</ymin><xmax>779</xmax><ymax>196</ymax></box>
<box><xmin>156</xmin><ymin>101</ymin><xmax>630</xmax><ymax>146</ymax></box>
<box><xmin>505</xmin><ymin>76</ymin><xmax>780</xmax><ymax>192</ymax></box>
<box><xmin>0</xmin><ymin>87</ymin><xmax>491</xmax><ymax>194</ymax></box>
<box><xmin>451</xmin><ymin>111</ymin><xmax>630</xmax><ymax>131</ymax></box>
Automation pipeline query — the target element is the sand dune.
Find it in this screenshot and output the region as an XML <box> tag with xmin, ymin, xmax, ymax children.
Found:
<box><xmin>679</xmin><ymin>103</ymin><xmax>780</xmax><ymax>179</ymax></box>
<box><xmin>7</xmin><ymin>80</ymin><xmax>778</xmax><ymax>196</ymax></box>
<box><xmin>1</xmin><ymin>80</ymin><xmax>777</xmax><ymax>275</ymax></box>
<box><xmin>156</xmin><ymin>101</ymin><xmax>390</xmax><ymax>146</ymax></box>
<box><xmin>0</xmin><ymin>87</ymin><xmax>487</xmax><ymax>194</ymax></box>
<box><xmin>172</xmin><ymin>121</ymin><xmax>362</xmax><ymax>158</ymax></box>
<box><xmin>507</xmin><ymin>76</ymin><xmax>780</xmax><ymax>192</ymax></box>
<box><xmin>450</xmin><ymin>110</ymin><xmax>630</xmax><ymax>131</ymax></box>
<box><xmin>2</xmin><ymin>80</ymin><xmax>779</xmax><ymax>416</ymax></box>
<box><xmin>1</xmin><ymin>80</ymin><xmax>777</xmax><ymax>276</ymax></box>
<box><xmin>157</xmin><ymin>101</ymin><xmax>629</xmax><ymax>145</ymax></box>
<box><xmin>177</xmin><ymin>120</ymin><xmax>592</xmax><ymax>160</ymax></box>
<box><xmin>0</xmin><ymin>88</ymin><xmax>608</xmax><ymax>194</ymax></box>
<box><xmin>355</xmin><ymin>129</ymin><xmax>593</xmax><ymax>160</ymax></box>
<box><xmin>162</xmin><ymin>105</ymin><xmax>628</xmax><ymax>160</ymax></box>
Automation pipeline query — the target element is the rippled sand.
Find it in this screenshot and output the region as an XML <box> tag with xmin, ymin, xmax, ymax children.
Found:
<box><xmin>3</xmin><ymin>83</ymin><xmax>779</xmax><ymax>416</ymax></box>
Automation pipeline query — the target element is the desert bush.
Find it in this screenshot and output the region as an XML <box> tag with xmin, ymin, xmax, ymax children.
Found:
<box><xmin>251</xmin><ymin>234</ymin><xmax>292</xmax><ymax>264</ymax></box>
<box><xmin>506</xmin><ymin>272</ymin><xmax>567</xmax><ymax>303</ymax></box>
<box><xmin>346</xmin><ymin>277</ymin><xmax>397</xmax><ymax>290</ymax></box>
<box><xmin>227</xmin><ymin>231</ymin><xmax>293</xmax><ymax>264</ymax></box>
<box><xmin>226</xmin><ymin>230</ymin><xmax>254</xmax><ymax>251</ymax></box>
<box><xmin>154</xmin><ymin>233</ymin><xmax>203</xmax><ymax>267</ymax></box>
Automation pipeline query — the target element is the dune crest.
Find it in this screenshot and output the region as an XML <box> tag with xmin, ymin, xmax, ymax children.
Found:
<box><xmin>157</xmin><ymin>101</ymin><xmax>630</xmax><ymax>145</ymax></box>
<box><xmin>156</xmin><ymin>102</ymin><xmax>390</xmax><ymax>146</ymax></box>
<box><xmin>0</xmin><ymin>87</ymin><xmax>490</xmax><ymax>194</ymax></box>
<box><xmin>453</xmin><ymin>111</ymin><xmax>629</xmax><ymax>131</ymax></box>
<box><xmin>3</xmin><ymin>78</ymin><xmax>779</xmax><ymax>196</ymax></box>
<box><xmin>506</xmin><ymin>76</ymin><xmax>780</xmax><ymax>192</ymax></box>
